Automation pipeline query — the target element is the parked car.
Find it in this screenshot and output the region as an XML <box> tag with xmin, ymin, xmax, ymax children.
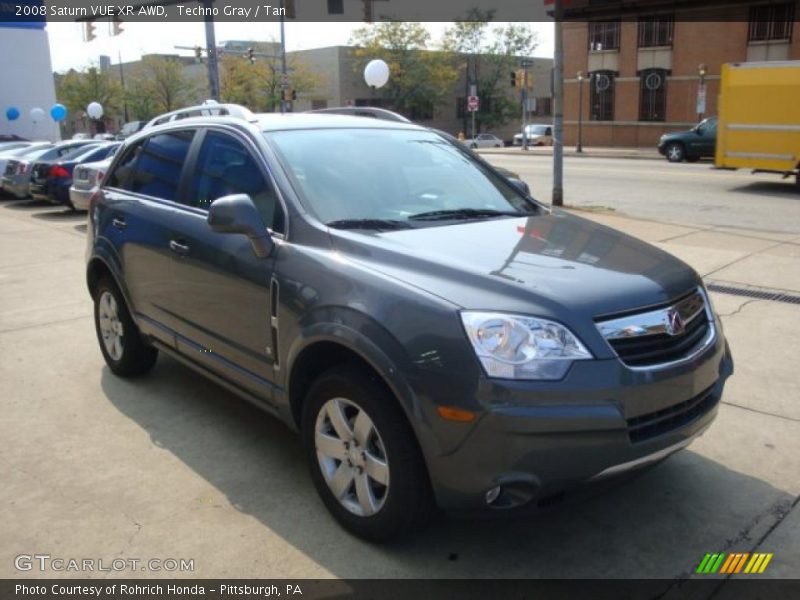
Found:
<box><xmin>3</xmin><ymin>140</ymin><xmax>98</xmax><ymax>199</ymax></box>
<box><xmin>0</xmin><ymin>143</ymin><xmax>52</xmax><ymax>187</ymax></box>
<box><xmin>0</xmin><ymin>134</ymin><xmax>28</xmax><ymax>142</ymax></box>
<box><xmin>87</xmin><ymin>107</ymin><xmax>732</xmax><ymax>541</ymax></box>
<box><xmin>463</xmin><ymin>133</ymin><xmax>504</xmax><ymax>149</ymax></box>
<box><xmin>658</xmin><ymin>117</ymin><xmax>717</xmax><ymax>163</ymax></box>
<box><xmin>514</xmin><ymin>124</ymin><xmax>553</xmax><ymax>146</ymax></box>
<box><xmin>0</xmin><ymin>141</ymin><xmax>33</xmax><ymax>154</ymax></box>
<box><xmin>117</xmin><ymin>121</ymin><xmax>147</xmax><ymax>140</ymax></box>
<box><xmin>70</xmin><ymin>157</ymin><xmax>113</xmax><ymax>211</ymax></box>
<box><xmin>38</xmin><ymin>143</ymin><xmax>120</xmax><ymax>208</ymax></box>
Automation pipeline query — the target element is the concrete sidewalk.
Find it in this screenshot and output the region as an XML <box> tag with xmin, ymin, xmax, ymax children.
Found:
<box><xmin>0</xmin><ymin>199</ymin><xmax>798</xmax><ymax>583</ymax></box>
<box><xmin>479</xmin><ymin>145</ymin><xmax>663</xmax><ymax>160</ymax></box>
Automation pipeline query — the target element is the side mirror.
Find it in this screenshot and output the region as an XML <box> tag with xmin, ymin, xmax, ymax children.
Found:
<box><xmin>207</xmin><ymin>193</ymin><xmax>273</xmax><ymax>258</ymax></box>
<box><xmin>508</xmin><ymin>178</ymin><xmax>530</xmax><ymax>196</ymax></box>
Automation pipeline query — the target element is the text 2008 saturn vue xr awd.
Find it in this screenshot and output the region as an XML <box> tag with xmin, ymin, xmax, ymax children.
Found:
<box><xmin>85</xmin><ymin>105</ymin><xmax>733</xmax><ymax>541</ymax></box>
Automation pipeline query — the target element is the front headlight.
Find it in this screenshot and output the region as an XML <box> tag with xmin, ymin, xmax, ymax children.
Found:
<box><xmin>461</xmin><ymin>312</ymin><xmax>592</xmax><ymax>380</ymax></box>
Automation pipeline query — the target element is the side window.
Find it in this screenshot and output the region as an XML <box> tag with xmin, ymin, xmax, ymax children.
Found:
<box><xmin>187</xmin><ymin>131</ymin><xmax>284</xmax><ymax>233</ymax></box>
<box><xmin>107</xmin><ymin>140</ymin><xmax>145</xmax><ymax>189</ymax></box>
<box><xmin>129</xmin><ymin>130</ymin><xmax>194</xmax><ymax>201</ymax></box>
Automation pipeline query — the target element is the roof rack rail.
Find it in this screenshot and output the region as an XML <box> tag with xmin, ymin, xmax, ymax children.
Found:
<box><xmin>145</xmin><ymin>103</ymin><xmax>258</xmax><ymax>129</ymax></box>
<box><xmin>307</xmin><ymin>107</ymin><xmax>411</xmax><ymax>123</ymax></box>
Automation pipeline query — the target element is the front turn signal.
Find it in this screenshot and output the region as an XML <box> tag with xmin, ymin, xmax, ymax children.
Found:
<box><xmin>436</xmin><ymin>406</ymin><xmax>477</xmax><ymax>423</ymax></box>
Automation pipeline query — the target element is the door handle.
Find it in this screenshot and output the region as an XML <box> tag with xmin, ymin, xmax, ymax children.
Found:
<box><xmin>112</xmin><ymin>217</ymin><xmax>126</xmax><ymax>230</ymax></box>
<box><xmin>169</xmin><ymin>239</ymin><xmax>190</xmax><ymax>255</ymax></box>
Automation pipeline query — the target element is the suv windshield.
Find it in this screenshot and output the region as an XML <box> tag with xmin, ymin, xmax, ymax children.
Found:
<box><xmin>267</xmin><ymin>128</ymin><xmax>536</xmax><ymax>227</ymax></box>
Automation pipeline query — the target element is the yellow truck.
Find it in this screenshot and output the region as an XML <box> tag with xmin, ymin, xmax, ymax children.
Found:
<box><xmin>716</xmin><ymin>61</ymin><xmax>800</xmax><ymax>187</ymax></box>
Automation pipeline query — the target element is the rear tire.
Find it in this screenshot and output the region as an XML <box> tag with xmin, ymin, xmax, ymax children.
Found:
<box><xmin>93</xmin><ymin>278</ymin><xmax>158</xmax><ymax>377</ymax></box>
<box><xmin>302</xmin><ymin>365</ymin><xmax>434</xmax><ymax>541</ymax></box>
<box><xmin>665</xmin><ymin>142</ymin><xmax>685</xmax><ymax>163</ymax></box>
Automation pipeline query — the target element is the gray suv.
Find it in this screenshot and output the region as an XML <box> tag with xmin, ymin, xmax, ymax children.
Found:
<box><xmin>86</xmin><ymin>107</ymin><xmax>733</xmax><ymax>540</ymax></box>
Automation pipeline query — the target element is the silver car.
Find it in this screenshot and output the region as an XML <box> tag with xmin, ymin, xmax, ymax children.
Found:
<box><xmin>69</xmin><ymin>157</ymin><xmax>113</xmax><ymax>210</ymax></box>
<box><xmin>463</xmin><ymin>133</ymin><xmax>504</xmax><ymax>149</ymax></box>
<box><xmin>2</xmin><ymin>141</ymin><xmax>95</xmax><ymax>198</ymax></box>
<box><xmin>0</xmin><ymin>143</ymin><xmax>52</xmax><ymax>189</ymax></box>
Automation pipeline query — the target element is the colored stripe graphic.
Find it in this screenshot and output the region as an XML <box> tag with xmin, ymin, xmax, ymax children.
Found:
<box><xmin>701</xmin><ymin>552</ymin><xmax>774</xmax><ymax>575</ymax></box>
<box><xmin>758</xmin><ymin>553</ymin><xmax>773</xmax><ymax>573</ymax></box>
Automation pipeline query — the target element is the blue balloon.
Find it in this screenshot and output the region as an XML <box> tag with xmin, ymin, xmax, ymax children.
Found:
<box><xmin>5</xmin><ymin>107</ymin><xmax>20</xmax><ymax>121</ymax></box>
<box><xmin>50</xmin><ymin>103</ymin><xmax>67</xmax><ymax>122</ymax></box>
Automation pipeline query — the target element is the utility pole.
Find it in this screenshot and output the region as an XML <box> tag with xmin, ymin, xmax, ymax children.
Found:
<box><xmin>203</xmin><ymin>0</ymin><xmax>220</xmax><ymax>101</ymax></box>
<box><xmin>521</xmin><ymin>59</ymin><xmax>533</xmax><ymax>151</ymax></box>
<box><xmin>279</xmin><ymin>0</ymin><xmax>289</xmax><ymax>113</ymax></box>
<box><xmin>118</xmin><ymin>51</ymin><xmax>129</xmax><ymax>123</ymax></box>
<box><xmin>552</xmin><ymin>0</ymin><xmax>564</xmax><ymax>207</ymax></box>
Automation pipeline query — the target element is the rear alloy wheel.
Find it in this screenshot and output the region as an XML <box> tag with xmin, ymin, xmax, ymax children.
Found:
<box><xmin>93</xmin><ymin>278</ymin><xmax>158</xmax><ymax>376</ymax></box>
<box><xmin>302</xmin><ymin>366</ymin><xmax>433</xmax><ymax>541</ymax></box>
<box><xmin>665</xmin><ymin>142</ymin><xmax>685</xmax><ymax>163</ymax></box>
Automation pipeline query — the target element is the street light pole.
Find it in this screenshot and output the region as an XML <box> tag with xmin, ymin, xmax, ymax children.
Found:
<box><xmin>202</xmin><ymin>0</ymin><xmax>220</xmax><ymax>101</ymax></box>
<box><xmin>118</xmin><ymin>51</ymin><xmax>129</xmax><ymax>123</ymax></box>
<box><xmin>279</xmin><ymin>0</ymin><xmax>289</xmax><ymax>113</ymax></box>
<box><xmin>552</xmin><ymin>0</ymin><xmax>564</xmax><ymax>207</ymax></box>
<box><xmin>576</xmin><ymin>71</ymin><xmax>583</xmax><ymax>153</ymax></box>
<box><xmin>521</xmin><ymin>59</ymin><xmax>533</xmax><ymax>151</ymax></box>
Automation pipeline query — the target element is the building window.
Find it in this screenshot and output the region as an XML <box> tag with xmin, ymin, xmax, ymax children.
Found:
<box><xmin>327</xmin><ymin>0</ymin><xmax>344</xmax><ymax>15</ymax></box>
<box><xmin>749</xmin><ymin>3</ymin><xmax>795</xmax><ymax>41</ymax></box>
<box><xmin>534</xmin><ymin>97</ymin><xmax>552</xmax><ymax>117</ymax></box>
<box><xmin>639</xmin><ymin>69</ymin><xmax>668</xmax><ymax>122</ymax></box>
<box><xmin>638</xmin><ymin>16</ymin><xmax>674</xmax><ymax>47</ymax></box>
<box><xmin>588</xmin><ymin>21</ymin><xmax>620</xmax><ymax>51</ymax></box>
<box><xmin>589</xmin><ymin>71</ymin><xmax>615</xmax><ymax>121</ymax></box>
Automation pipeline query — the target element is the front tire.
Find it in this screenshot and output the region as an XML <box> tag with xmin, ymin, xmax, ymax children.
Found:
<box><xmin>302</xmin><ymin>366</ymin><xmax>433</xmax><ymax>541</ymax></box>
<box><xmin>93</xmin><ymin>278</ymin><xmax>158</xmax><ymax>377</ymax></box>
<box><xmin>665</xmin><ymin>142</ymin><xmax>685</xmax><ymax>163</ymax></box>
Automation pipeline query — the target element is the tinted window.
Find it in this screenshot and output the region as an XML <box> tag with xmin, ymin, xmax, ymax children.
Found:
<box><xmin>107</xmin><ymin>140</ymin><xmax>145</xmax><ymax>189</ymax></box>
<box><xmin>129</xmin><ymin>131</ymin><xmax>194</xmax><ymax>201</ymax></box>
<box><xmin>188</xmin><ymin>131</ymin><xmax>283</xmax><ymax>232</ymax></box>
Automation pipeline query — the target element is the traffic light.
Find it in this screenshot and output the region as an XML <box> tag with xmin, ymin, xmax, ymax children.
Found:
<box><xmin>194</xmin><ymin>46</ymin><xmax>203</xmax><ymax>64</ymax></box>
<box><xmin>510</xmin><ymin>71</ymin><xmax>517</xmax><ymax>87</ymax></box>
<box><xmin>84</xmin><ymin>21</ymin><xmax>96</xmax><ymax>42</ymax></box>
<box><xmin>111</xmin><ymin>18</ymin><xmax>123</xmax><ymax>36</ymax></box>
<box><xmin>516</xmin><ymin>69</ymin><xmax>526</xmax><ymax>89</ymax></box>
<box><xmin>247</xmin><ymin>47</ymin><xmax>256</xmax><ymax>64</ymax></box>
<box><xmin>363</xmin><ymin>0</ymin><xmax>373</xmax><ymax>22</ymax></box>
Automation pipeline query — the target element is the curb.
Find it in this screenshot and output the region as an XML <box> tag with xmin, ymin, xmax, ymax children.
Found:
<box><xmin>478</xmin><ymin>149</ymin><xmax>663</xmax><ymax>161</ymax></box>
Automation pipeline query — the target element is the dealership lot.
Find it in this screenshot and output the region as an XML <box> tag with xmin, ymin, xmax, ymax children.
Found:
<box><xmin>1</xmin><ymin>180</ymin><xmax>799</xmax><ymax>584</ymax></box>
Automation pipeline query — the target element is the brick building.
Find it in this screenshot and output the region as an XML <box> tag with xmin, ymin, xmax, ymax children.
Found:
<box><xmin>562</xmin><ymin>0</ymin><xmax>800</xmax><ymax>148</ymax></box>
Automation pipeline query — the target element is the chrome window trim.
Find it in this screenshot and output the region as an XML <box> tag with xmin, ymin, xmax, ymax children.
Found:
<box><xmin>596</xmin><ymin>286</ymin><xmax>716</xmax><ymax>371</ymax></box>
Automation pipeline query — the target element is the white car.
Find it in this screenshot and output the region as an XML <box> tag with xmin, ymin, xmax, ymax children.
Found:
<box><xmin>0</xmin><ymin>143</ymin><xmax>51</xmax><ymax>188</ymax></box>
<box><xmin>463</xmin><ymin>133</ymin><xmax>504</xmax><ymax>149</ymax></box>
<box><xmin>69</xmin><ymin>157</ymin><xmax>112</xmax><ymax>211</ymax></box>
<box><xmin>513</xmin><ymin>124</ymin><xmax>553</xmax><ymax>146</ymax></box>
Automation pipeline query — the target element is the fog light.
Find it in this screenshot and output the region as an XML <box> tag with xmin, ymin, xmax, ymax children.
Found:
<box><xmin>485</xmin><ymin>486</ymin><xmax>502</xmax><ymax>505</ymax></box>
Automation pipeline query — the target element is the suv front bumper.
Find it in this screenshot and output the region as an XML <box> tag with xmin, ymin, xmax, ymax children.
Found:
<box><xmin>421</xmin><ymin>329</ymin><xmax>733</xmax><ymax>512</ymax></box>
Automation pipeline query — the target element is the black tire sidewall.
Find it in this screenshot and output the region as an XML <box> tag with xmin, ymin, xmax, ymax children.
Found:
<box><xmin>93</xmin><ymin>279</ymin><xmax>156</xmax><ymax>376</ymax></box>
<box><xmin>301</xmin><ymin>367</ymin><xmax>431</xmax><ymax>541</ymax></box>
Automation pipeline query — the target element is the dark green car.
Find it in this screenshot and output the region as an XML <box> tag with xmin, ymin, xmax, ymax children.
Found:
<box><xmin>657</xmin><ymin>117</ymin><xmax>717</xmax><ymax>163</ymax></box>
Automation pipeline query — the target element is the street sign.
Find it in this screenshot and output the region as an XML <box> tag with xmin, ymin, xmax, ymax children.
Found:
<box><xmin>467</xmin><ymin>95</ymin><xmax>479</xmax><ymax>112</ymax></box>
<box><xmin>696</xmin><ymin>83</ymin><xmax>707</xmax><ymax>115</ymax></box>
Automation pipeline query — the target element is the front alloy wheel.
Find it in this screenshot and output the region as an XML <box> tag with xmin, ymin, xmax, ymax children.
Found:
<box><xmin>315</xmin><ymin>397</ymin><xmax>390</xmax><ymax>517</ymax></box>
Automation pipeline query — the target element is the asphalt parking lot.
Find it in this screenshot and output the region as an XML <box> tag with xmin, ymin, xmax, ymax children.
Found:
<box><xmin>1</xmin><ymin>191</ymin><xmax>798</xmax><ymax>586</ymax></box>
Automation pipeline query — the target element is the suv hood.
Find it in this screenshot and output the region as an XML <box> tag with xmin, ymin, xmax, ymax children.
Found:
<box><xmin>330</xmin><ymin>211</ymin><xmax>701</xmax><ymax>320</ymax></box>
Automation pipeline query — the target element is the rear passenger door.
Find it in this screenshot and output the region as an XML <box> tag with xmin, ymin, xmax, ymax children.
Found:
<box><xmin>164</xmin><ymin>128</ymin><xmax>285</xmax><ymax>400</ymax></box>
<box><xmin>99</xmin><ymin>130</ymin><xmax>195</xmax><ymax>343</ymax></box>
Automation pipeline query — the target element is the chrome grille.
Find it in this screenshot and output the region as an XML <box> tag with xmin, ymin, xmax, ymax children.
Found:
<box><xmin>596</xmin><ymin>289</ymin><xmax>713</xmax><ymax>368</ymax></box>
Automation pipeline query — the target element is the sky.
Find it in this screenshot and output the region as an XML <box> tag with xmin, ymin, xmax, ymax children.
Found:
<box><xmin>46</xmin><ymin>21</ymin><xmax>555</xmax><ymax>72</ymax></box>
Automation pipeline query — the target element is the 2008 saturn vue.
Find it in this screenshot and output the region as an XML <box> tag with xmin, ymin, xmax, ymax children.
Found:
<box><xmin>85</xmin><ymin>106</ymin><xmax>733</xmax><ymax>540</ymax></box>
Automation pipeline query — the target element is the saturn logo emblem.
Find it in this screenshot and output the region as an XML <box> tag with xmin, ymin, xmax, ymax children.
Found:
<box><xmin>665</xmin><ymin>308</ymin><xmax>685</xmax><ymax>336</ymax></box>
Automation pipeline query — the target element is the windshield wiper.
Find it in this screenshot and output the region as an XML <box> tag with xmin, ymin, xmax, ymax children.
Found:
<box><xmin>408</xmin><ymin>208</ymin><xmax>537</xmax><ymax>222</ymax></box>
<box><xmin>326</xmin><ymin>218</ymin><xmax>413</xmax><ymax>231</ymax></box>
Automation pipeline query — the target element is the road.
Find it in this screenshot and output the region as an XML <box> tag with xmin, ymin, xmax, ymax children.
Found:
<box><xmin>482</xmin><ymin>153</ymin><xmax>800</xmax><ymax>234</ymax></box>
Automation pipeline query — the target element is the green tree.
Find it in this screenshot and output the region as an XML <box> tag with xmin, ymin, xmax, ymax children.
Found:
<box><xmin>443</xmin><ymin>10</ymin><xmax>539</xmax><ymax>132</ymax></box>
<box><xmin>56</xmin><ymin>64</ymin><xmax>122</xmax><ymax>121</ymax></box>
<box><xmin>126</xmin><ymin>56</ymin><xmax>201</xmax><ymax>118</ymax></box>
<box><xmin>349</xmin><ymin>22</ymin><xmax>459</xmax><ymax>118</ymax></box>
<box><xmin>220</xmin><ymin>53</ymin><xmax>322</xmax><ymax>112</ymax></box>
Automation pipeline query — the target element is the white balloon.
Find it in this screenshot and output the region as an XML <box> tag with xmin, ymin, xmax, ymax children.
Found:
<box><xmin>364</xmin><ymin>59</ymin><xmax>390</xmax><ymax>89</ymax></box>
<box><xmin>30</xmin><ymin>107</ymin><xmax>45</xmax><ymax>123</ymax></box>
<box><xmin>86</xmin><ymin>102</ymin><xmax>104</xmax><ymax>120</ymax></box>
